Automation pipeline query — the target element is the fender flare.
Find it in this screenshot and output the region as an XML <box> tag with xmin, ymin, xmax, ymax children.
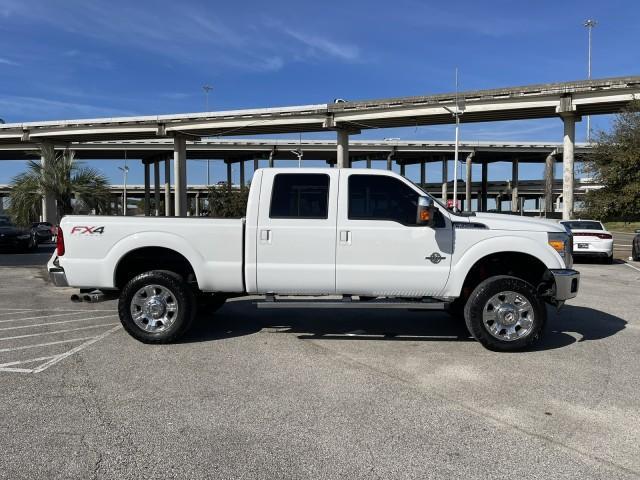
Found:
<box><xmin>443</xmin><ymin>235</ymin><xmax>564</xmax><ymax>297</ymax></box>
<box><xmin>106</xmin><ymin>232</ymin><xmax>204</xmax><ymax>288</ymax></box>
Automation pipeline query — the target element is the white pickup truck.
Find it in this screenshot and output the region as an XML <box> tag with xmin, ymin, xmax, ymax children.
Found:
<box><xmin>48</xmin><ymin>168</ymin><xmax>579</xmax><ymax>351</ymax></box>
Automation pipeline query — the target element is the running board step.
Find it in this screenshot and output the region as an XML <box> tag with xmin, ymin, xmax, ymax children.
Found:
<box><xmin>256</xmin><ymin>299</ymin><xmax>447</xmax><ymax>310</ymax></box>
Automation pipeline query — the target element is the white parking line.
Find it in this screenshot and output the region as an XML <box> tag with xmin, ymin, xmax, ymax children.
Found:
<box><xmin>0</xmin><ymin>355</ymin><xmax>58</xmax><ymax>368</ymax></box>
<box><xmin>0</xmin><ymin>315</ymin><xmax>116</xmax><ymax>331</ymax></box>
<box><xmin>0</xmin><ymin>320</ymin><xmax>118</xmax><ymax>341</ymax></box>
<box><xmin>624</xmin><ymin>262</ymin><xmax>640</xmax><ymax>273</ymax></box>
<box><xmin>32</xmin><ymin>325</ymin><xmax>122</xmax><ymax>373</ymax></box>
<box><xmin>0</xmin><ymin>311</ymin><xmax>87</xmax><ymax>324</ymax></box>
<box><xmin>0</xmin><ymin>336</ymin><xmax>97</xmax><ymax>353</ymax></box>
<box><xmin>0</xmin><ymin>308</ymin><xmax>115</xmax><ymax>315</ymax></box>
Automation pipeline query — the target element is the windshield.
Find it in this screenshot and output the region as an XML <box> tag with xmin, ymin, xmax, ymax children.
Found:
<box><xmin>561</xmin><ymin>221</ymin><xmax>603</xmax><ymax>231</ymax></box>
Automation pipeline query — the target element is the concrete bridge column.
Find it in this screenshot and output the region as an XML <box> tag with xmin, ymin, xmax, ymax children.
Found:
<box><xmin>496</xmin><ymin>194</ymin><xmax>502</xmax><ymax>212</ymax></box>
<box><xmin>544</xmin><ymin>152</ymin><xmax>556</xmax><ymax>216</ymax></box>
<box><xmin>465</xmin><ymin>153</ymin><xmax>473</xmax><ymax>212</ymax></box>
<box><xmin>441</xmin><ymin>157</ymin><xmax>448</xmax><ymax>202</ymax></box>
<box><xmin>420</xmin><ymin>161</ymin><xmax>426</xmax><ymax>187</ymax></box>
<box><xmin>240</xmin><ymin>160</ymin><xmax>246</xmax><ymax>189</ymax></box>
<box><xmin>366</xmin><ymin>156</ymin><xmax>372</xmax><ymax>169</ymax></box>
<box><xmin>556</xmin><ymin>95</ymin><xmax>580</xmax><ymax>220</ymax></box>
<box><xmin>399</xmin><ymin>162</ymin><xmax>405</xmax><ymax>177</ymax></box>
<box><xmin>226</xmin><ymin>161</ymin><xmax>232</xmax><ymax>192</ymax></box>
<box><xmin>386</xmin><ymin>151</ymin><xmax>394</xmax><ymax>171</ymax></box>
<box><xmin>268</xmin><ymin>148</ymin><xmax>275</xmax><ymax>168</ymax></box>
<box><xmin>336</xmin><ymin>130</ymin><xmax>349</xmax><ymax>168</ymax></box>
<box><xmin>40</xmin><ymin>148</ymin><xmax>57</xmax><ymax>224</ymax></box>
<box><xmin>511</xmin><ymin>159</ymin><xmax>519</xmax><ymax>213</ymax></box>
<box><xmin>562</xmin><ymin>115</ymin><xmax>576</xmax><ymax>220</ymax></box>
<box><xmin>481</xmin><ymin>160</ymin><xmax>488</xmax><ymax>212</ymax></box>
<box><xmin>254</xmin><ymin>158</ymin><xmax>259</xmax><ymax>177</ymax></box>
<box><xmin>195</xmin><ymin>193</ymin><xmax>200</xmax><ymax>217</ymax></box>
<box><xmin>143</xmin><ymin>160</ymin><xmax>151</xmax><ymax>216</ymax></box>
<box><xmin>154</xmin><ymin>159</ymin><xmax>161</xmax><ymax>216</ymax></box>
<box><xmin>164</xmin><ymin>156</ymin><xmax>172</xmax><ymax>216</ymax></box>
<box><xmin>173</xmin><ymin>135</ymin><xmax>187</xmax><ymax>217</ymax></box>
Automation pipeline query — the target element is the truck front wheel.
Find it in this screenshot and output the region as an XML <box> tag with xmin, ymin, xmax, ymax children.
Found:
<box><xmin>118</xmin><ymin>270</ymin><xmax>196</xmax><ymax>344</ymax></box>
<box><xmin>464</xmin><ymin>275</ymin><xmax>546</xmax><ymax>351</ymax></box>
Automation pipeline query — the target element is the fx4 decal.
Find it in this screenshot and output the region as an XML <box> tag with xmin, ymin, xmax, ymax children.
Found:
<box><xmin>71</xmin><ymin>226</ymin><xmax>105</xmax><ymax>235</ymax></box>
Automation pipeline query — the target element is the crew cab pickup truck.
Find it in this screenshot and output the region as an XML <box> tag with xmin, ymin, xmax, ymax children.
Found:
<box><xmin>48</xmin><ymin>168</ymin><xmax>580</xmax><ymax>351</ymax></box>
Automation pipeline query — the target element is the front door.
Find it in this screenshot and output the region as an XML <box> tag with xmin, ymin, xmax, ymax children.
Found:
<box><xmin>256</xmin><ymin>169</ymin><xmax>338</xmax><ymax>294</ymax></box>
<box><xmin>335</xmin><ymin>172</ymin><xmax>453</xmax><ymax>297</ymax></box>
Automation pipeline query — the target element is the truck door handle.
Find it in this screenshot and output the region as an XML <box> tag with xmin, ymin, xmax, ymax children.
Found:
<box><xmin>260</xmin><ymin>229</ymin><xmax>271</xmax><ymax>242</ymax></box>
<box><xmin>339</xmin><ymin>230</ymin><xmax>351</xmax><ymax>244</ymax></box>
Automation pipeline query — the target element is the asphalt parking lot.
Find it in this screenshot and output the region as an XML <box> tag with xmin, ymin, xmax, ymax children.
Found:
<box><xmin>0</xmin><ymin>245</ymin><xmax>639</xmax><ymax>479</ymax></box>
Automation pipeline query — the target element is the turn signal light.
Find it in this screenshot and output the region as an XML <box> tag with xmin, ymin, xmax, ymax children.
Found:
<box><xmin>548</xmin><ymin>240</ymin><xmax>565</xmax><ymax>253</ymax></box>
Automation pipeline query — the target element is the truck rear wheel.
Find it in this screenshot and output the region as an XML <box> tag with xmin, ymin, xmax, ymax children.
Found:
<box><xmin>118</xmin><ymin>270</ymin><xmax>196</xmax><ymax>344</ymax></box>
<box><xmin>464</xmin><ymin>275</ymin><xmax>546</xmax><ymax>351</ymax></box>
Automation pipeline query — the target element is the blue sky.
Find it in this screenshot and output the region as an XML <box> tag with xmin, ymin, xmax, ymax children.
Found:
<box><xmin>0</xmin><ymin>0</ymin><xmax>638</xmax><ymax>187</ymax></box>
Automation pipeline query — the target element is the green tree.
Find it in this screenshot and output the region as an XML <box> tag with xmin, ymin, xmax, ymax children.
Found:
<box><xmin>8</xmin><ymin>145</ymin><xmax>112</xmax><ymax>226</ymax></box>
<box><xmin>207</xmin><ymin>186</ymin><xmax>249</xmax><ymax>218</ymax></box>
<box><xmin>583</xmin><ymin>101</ymin><xmax>640</xmax><ymax>222</ymax></box>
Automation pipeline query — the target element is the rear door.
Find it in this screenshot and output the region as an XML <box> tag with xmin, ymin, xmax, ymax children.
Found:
<box><xmin>256</xmin><ymin>169</ymin><xmax>338</xmax><ymax>294</ymax></box>
<box><xmin>335</xmin><ymin>171</ymin><xmax>453</xmax><ymax>297</ymax></box>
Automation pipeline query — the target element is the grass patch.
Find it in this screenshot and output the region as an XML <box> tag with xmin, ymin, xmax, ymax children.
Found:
<box><xmin>604</xmin><ymin>221</ymin><xmax>640</xmax><ymax>233</ymax></box>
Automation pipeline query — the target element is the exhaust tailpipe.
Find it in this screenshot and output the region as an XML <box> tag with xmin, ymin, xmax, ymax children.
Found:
<box><xmin>82</xmin><ymin>290</ymin><xmax>105</xmax><ymax>303</ymax></box>
<box><xmin>70</xmin><ymin>294</ymin><xmax>82</xmax><ymax>302</ymax></box>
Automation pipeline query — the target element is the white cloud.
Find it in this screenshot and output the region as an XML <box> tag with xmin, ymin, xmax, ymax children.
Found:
<box><xmin>0</xmin><ymin>95</ymin><xmax>135</xmax><ymax>122</ymax></box>
<box><xmin>0</xmin><ymin>57</ymin><xmax>19</xmax><ymax>66</ymax></box>
<box><xmin>0</xmin><ymin>1</ymin><xmax>362</xmax><ymax>71</ymax></box>
<box><xmin>281</xmin><ymin>28</ymin><xmax>360</xmax><ymax>61</ymax></box>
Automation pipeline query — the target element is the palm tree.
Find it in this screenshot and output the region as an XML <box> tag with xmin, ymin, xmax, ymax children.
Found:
<box><xmin>8</xmin><ymin>144</ymin><xmax>111</xmax><ymax>226</ymax></box>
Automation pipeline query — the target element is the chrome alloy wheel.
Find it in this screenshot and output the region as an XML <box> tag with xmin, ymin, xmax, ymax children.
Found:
<box><xmin>130</xmin><ymin>284</ymin><xmax>179</xmax><ymax>333</ymax></box>
<box><xmin>482</xmin><ymin>290</ymin><xmax>534</xmax><ymax>341</ymax></box>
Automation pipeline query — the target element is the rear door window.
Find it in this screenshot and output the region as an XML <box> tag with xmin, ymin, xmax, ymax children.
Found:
<box><xmin>269</xmin><ymin>174</ymin><xmax>330</xmax><ymax>219</ymax></box>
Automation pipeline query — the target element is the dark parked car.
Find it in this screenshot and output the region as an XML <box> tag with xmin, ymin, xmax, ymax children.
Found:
<box><xmin>633</xmin><ymin>229</ymin><xmax>640</xmax><ymax>261</ymax></box>
<box><xmin>31</xmin><ymin>221</ymin><xmax>55</xmax><ymax>243</ymax></box>
<box><xmin>0</xmin><ymin>218</ymin><xmax>38</xmax><ymax>251</ymax></box>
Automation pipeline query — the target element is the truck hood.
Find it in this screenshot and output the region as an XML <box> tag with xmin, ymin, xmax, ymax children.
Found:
<box><xmin>464</xmin><ymin>212</ymin><xmax>565</xmax><ymax>233</ymax></box>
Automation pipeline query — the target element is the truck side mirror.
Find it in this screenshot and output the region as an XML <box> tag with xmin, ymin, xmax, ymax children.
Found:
<box><xmin>417</xmin><ymin>196</ymin><xmax>435</xmax><ymax>227</ymax></box>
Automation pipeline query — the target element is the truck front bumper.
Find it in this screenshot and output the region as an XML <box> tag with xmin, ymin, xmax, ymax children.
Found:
<box><xmin>549</xmin><ymin>269</ymin><xmax>580</xmax><ymax>301</ymax></box>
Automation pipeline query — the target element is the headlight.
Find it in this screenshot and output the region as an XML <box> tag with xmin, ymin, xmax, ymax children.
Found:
<box><xmin>548</xmin><ymin>232</ymin><xmax>572</xmax><ymax>267</ymax></box>
<box><xmin>17</xmin><ymin>234</ymin><xmax>30</xmax><ymax>240</ymax></box>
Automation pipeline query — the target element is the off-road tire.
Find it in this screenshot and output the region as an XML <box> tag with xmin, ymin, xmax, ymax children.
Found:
<box><xmin>118</xmin><ymin>270</ymin><xmax>196</xmax><ymax>344</ymax></box>
<box><xmin>464</xmin><ymin>275</ymin><xmax>546</xmax><ymax>352</ymax></box>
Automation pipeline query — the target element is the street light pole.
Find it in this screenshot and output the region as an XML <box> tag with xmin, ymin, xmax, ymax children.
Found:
<box><xmin>443</xmin><ymin>68</ymin><xmax>463</xmax><ymax>211</ymax></box>
<box><xmin>203</xmin><ymin>85</ymin><xmax>213</xmax><ymax>185</ymax></box>
<box><xmin>117</xmin><ymin>162</ymin><xmax>129</xmax><ymax>216</ymax></box>
<box><xmin>584</xmin><ymin>19</ymin><xmax>597</xmax><ymax>142</ymax></box>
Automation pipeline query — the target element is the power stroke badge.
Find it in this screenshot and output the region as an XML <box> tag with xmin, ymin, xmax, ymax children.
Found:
<box><xmin>426</xmin><ymin>252</ymin><xmax>446</xmax><ymax>264</ymax></box>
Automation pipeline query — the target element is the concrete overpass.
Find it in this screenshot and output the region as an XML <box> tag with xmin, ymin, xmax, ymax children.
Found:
<box><xmin>0</xmin><ymin>75</ymin><xmax>637</xmax><ymax>220</ymax></box>
<box><xmin>0</xmin><ymin>137</ymin><xmax>593</xmax><ymax>215</ymax></box>
<box><xmin>0</xmin><ymin>138</ymin><xmax>595</xmax><ymax>218</ymax></box>
<box><xmin>0</xmin><ymin>177</ymin><xmax>600</xmax><ymax>219</ymax></box>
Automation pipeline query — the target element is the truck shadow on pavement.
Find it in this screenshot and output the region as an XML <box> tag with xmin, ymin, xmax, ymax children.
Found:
<box><xmin>183</xmin><ymin>301</ymin><xmax>626</xmax><ymax>351</ymax></box>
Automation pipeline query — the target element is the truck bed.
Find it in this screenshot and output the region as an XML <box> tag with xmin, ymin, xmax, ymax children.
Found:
<box><xmin>57</xmin><ymin>215</ymin><xmax>245</xmax><ymax>292</ymax></box>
